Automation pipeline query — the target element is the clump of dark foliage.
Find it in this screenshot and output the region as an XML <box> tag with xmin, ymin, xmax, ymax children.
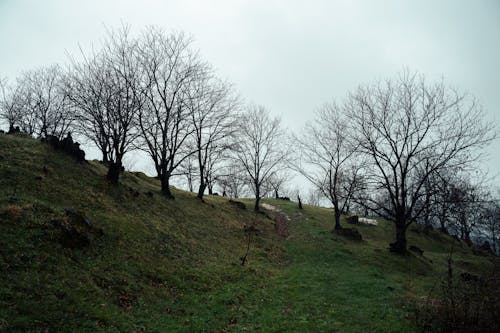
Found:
<box><xmin>228</xmin><ymin>199</ymin><xmax>246</xmax><ymax>210</ymax></box>
<box><xmin>346</xmin><ymin>215</ymin><xmax>359</xmax><ymax>225</ymax></box>
<box><xmin>409</xmin><ymin>245</ymin><xmax>424</xmax><ymax>256</ymax></box>
<box><xmin>7</xmin><ymin>125</ymin><xmax>21</xmax><ymax>134</ymax></box>
<box><xmin>415</xmin><ymin>243</ymin><xmax>500</xmax><ymax>333</ymax></box>
<box><xmin>44</xmin><ymin>132</ymin><xmax>85</xmax><ymax>162</ymax></box>
<box><xmin>50</xmin><ymin>208</ymin><xmax>103</xmax><ymax>249</ymax></box>
<box><xmin>334</xmin><ymin>227</ymin><xmax>363</xmax><ymax>241</ymax></box>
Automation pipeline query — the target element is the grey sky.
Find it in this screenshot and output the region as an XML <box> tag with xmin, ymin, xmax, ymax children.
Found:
<box><xmin>1</xmin><ymin>0</ymin><xmax>499</xmax><ymax>187</ymax></box>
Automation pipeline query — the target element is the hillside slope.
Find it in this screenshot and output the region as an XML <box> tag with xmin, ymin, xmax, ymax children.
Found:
<box><xmin>0</xmin><ymin>134</ymin><xmax>495</xmax><ymax>332</ymax></box>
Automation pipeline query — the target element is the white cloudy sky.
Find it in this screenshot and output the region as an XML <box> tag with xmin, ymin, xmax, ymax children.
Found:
<box><xmin>1</xmin><ymin>0</ymin><xmax>499</xmax><ymax>188</ymax></box>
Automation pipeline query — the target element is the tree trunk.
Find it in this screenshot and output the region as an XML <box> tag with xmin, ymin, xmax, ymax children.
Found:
<box><xmin>197</xmin><ymin>168</ymin><xmax>205</xmax><ymax>199</ymax></box>
<box><xmin>161</xmin><ymin>175</ymin><xmax>175</xmax><ymax>199</ymax></box>
<box><xmin>463</xmin><ymin>230</ymin><xmax>471</xmax><ymax>243</ymax></box>
<box><xmin>188</xmin><ymin>177</ymin><xmax>193</xmax><ymax>192</ymax></box>
<box><xmin>254</xmin><ymin>196</ymin><xmax>260</xmax><ymax>212</ymax></box>
<box><xmin>390</xmin><ymin>220</ymin><xmax>407</xmax><ymax>253</ymax></box>
<box><xmin>459</xmin><ymin>211</ymin><xmax>467</xmax><ymax>241</ymax></box>
<box><xmin>106</xmin><ymin>161</ymin><xmax>122</xmax><ymax>184</ymax></box>
<box><xmin>197</xmin><ymin>183</ymin><xmax>207</xmax><ymax>199</ymax></box>
<box><xmin>41</xmin><ymin>125</ymin><xmax>48</xmax><ymax>139</ymax></box>
<box><xmin>100</xmin><ymin>145</ymin><xmax>108</xmax><ymax>164</ymax></box>
<box><xmin>423</xmin><ymin>190</ymin><xmax>432</xmax><ymax>233</ymax></box>
<box><xmin>334</xmin><ymin>207</ymin><xmax>342</xmax><ymax>230</ymax></box>
<box><xmin>439</xmin><ymin>205</ymin><xmax>447</xmax><ymax>233</ymax></box>
<box><xmin>254</xmin><ymin>185</ymin><xmax>260</xmax><ymax>212</ymax></box>
<box><xmin>275</xmin><ymin>189</ymin><xmax>279</xmax><ymax>199</ymax></box>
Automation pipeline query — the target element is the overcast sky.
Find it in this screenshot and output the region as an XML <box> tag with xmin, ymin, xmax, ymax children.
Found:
<box><xmin>1</xmin><ymin>0</ymin><xmax>499</xmax><ymax>188</ymax></box>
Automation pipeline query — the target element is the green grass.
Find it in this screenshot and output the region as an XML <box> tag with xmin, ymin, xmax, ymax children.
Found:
<box><xmin>0</xmin><ymin>134</ymin><xmax>495</xmax><ymax>332</ymax></box>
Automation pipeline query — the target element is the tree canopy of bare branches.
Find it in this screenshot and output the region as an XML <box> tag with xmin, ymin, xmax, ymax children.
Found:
<box><xmin>267</xmin><ymin>170</ymin><xmax>291</xmax><ymax>199</ymax></box>
<box><xmin>346</xmin><ymin>71</ymin><xmax>496</xmax><ymax>253</ymax></box>
<box><xmin>66</xmin><ymin>51</ymin><xmax>112</xmax><ymax>164</ymax></box>
<box><xmin>186</xmin><ymin>74</ymin><xmax>239</xmax><ymax>199</ymax></box>
<box><xmin>294</xmin><ymin>103</ymin><xmax>364</xmax><ymax>230</ymax></box>
<box><xmin>234</xmin><ymin>105</ymin><xmax>289</xmax><ymax>211</ymax></box>
<box><xmin>68</xmin><ymin>26</ymin><xmax>144</xmax><ymax>183</ymax></box>
<box><xmin>218</xmin><ymin>162</ymin><xmax>248</xmax><ymax>198</ymax></box>
<box><xmin>8</xmin><ymin>65</ymin><xmax>74</xmax><ymax>139</ymax></box>
<box><xmin>480</xmin><ymin>198</ymin><xmax>500</xmax><ymax>254</ymax></box>
<box><xmin>136</xmin><ymin>28</ymin><xmax>205</xmax><ymax>198</ymax></box>
<box><xmin>0</xmin><ymin>77</ymin><xmax>23</xmax><ymax>130</ymax></box>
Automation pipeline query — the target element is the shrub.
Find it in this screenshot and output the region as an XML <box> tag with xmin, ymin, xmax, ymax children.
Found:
<box><xmin>415</xmin><ymin>250</ymin><xmax>500</xmax><ymax>332</ymax></box>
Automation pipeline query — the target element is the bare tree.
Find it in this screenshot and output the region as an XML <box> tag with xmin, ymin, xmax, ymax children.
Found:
<box><xmin>412</xmin><ymin>167</ymin><xmax>451</xmax><ymax>232</ymax></box>
<box><xmin>306</xmin><ymin>187</ymin><xmax>322</xmax><ymax>206</ymax></box>
<box><xmin>267</xmin><ymin>170</ymin><xmax>291</xmax><ymax>199</ymax></box>
<box><xmin>218</xmin><ymin>162</ymin><xmax>247</xmax><ymax>198</ymax></box>
<box><xmin>447</xmin><ymin>175</ymin><xmax>488</xmax><ymax>243</ymax></box>
<box><xmin>346</xmin><ymin>71</ymin><xmax>495</xmax><ymax>253</ymax></box>
<box><xmin>15</xmin><ymin>78</ymin><xmax>38</xmax><ymax>136</ymax></box>
<box><xmin>136</xmin><ymin>27</ymin><xmax>204</xmax><ymax>198</ymax></box>
<box><xmin>414</xmin><ymin>167</ymin><xmax>481</xmax><ymax>236</ymax></box>
<box><xmin>0</xmin><ymin>77</ymin><xmax>23</xmax><ymax>131</ymax></box>
<box><xmin>12</xmin><ymin>65</ymin><xmax>74</xmax><ymax>139</ymax></box>
<box><xmin>294</xmin><ymin>104</ymin><xmax>364</xmax><ymax>230</ymax></box>
<box><xmin>66</xmin><ymin>50</ymin><xmax>112</xmax><ymax>164</ymax></box>
<box><xmin>186</xmin><ymin>74</ymin><xmax>239</xmax><ymax>199</ymax></box>
<box><xmin>480</xmin><ymin>198</ymin><xmax>500</xmax><ymax>253</ymax></box>
<box><xmin>178</xmin><ymin>155</ymin><xmax>197</xmax><ymax>192</ymax></box>
<box><xmin>431</xmin><ymin>169</ymin><xmax>455</xmax><ymax>233</ymax></box>
<box><xmin>101</xmin><ymin>26</ymin><xmax>144</xmax><ymax>183</ymax></box>
<box><xmin>234</xmin><ymin>105</ymin><xmax>288</xmax><ymax>211</ymax></box>
<box><xmin>68</xmin><ymin>26</ymin><xmax>144</xmax><ymax>183</ymax></box>
<box><xmin>204</xmin><ymin>143</ymin><xmax>231</xmax><ymax>195</ymax></box>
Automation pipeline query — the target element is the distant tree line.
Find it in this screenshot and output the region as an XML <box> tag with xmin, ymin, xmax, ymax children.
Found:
<box><xmin>0</xmin><ymin>26</ymin><xmax>497</xmax><ymax>253</ymax></box>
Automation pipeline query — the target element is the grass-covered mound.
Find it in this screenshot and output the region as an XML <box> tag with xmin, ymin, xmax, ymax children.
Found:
<box><xmin>0</xmin><ymin>134</ymin><xmax>495</xmax><ymax>332</ymax></box>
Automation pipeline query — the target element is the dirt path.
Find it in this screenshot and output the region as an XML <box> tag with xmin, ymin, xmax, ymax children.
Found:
<box><xmin>261</xmin><ymin>203</ymin><xmax>291</xmax><ymax>237</ymax></box>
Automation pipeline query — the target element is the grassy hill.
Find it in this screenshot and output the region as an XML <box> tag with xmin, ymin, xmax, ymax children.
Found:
<box><xmin>0</xmin><ymin>134</ymin><xmax>496</xmax><ymax>332</ymax></box>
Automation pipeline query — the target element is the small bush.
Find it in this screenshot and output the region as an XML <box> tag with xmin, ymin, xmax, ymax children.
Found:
<box><xmin>334</xmin><ymin>227</ymin><xmax>363</xmax><ymax>241</ymax></box>
<box><xmin>415</xmin><ymin>256</ymin><xmax>500</xmax><ymax>332</ymax></box>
